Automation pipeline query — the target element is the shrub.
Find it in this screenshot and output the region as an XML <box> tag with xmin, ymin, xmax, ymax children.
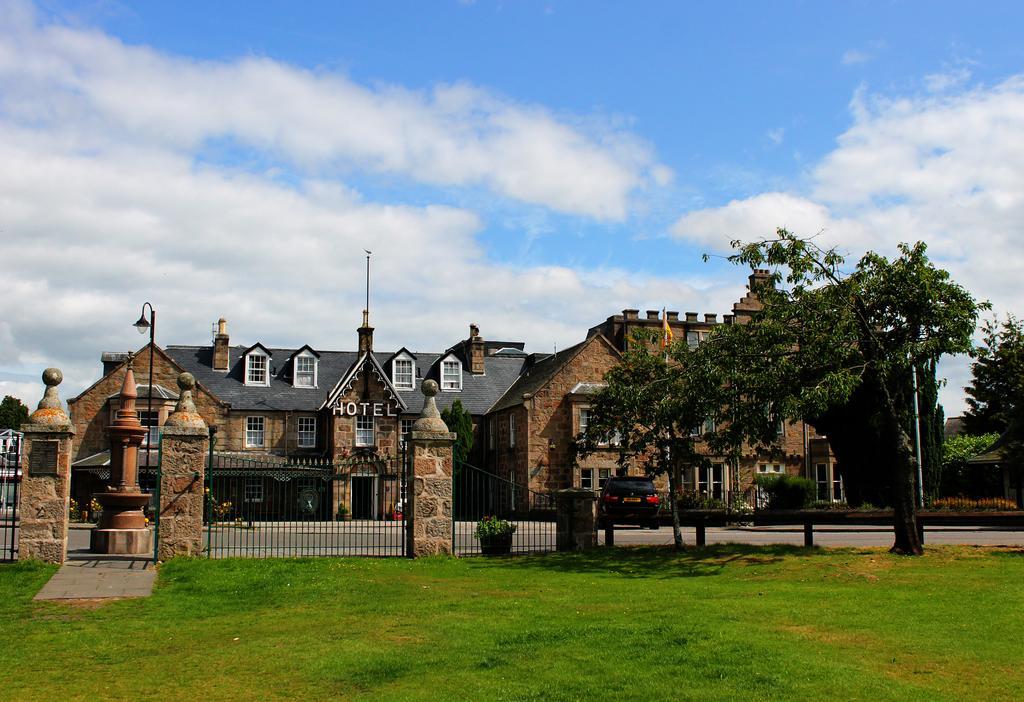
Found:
<box><xmin>677</xmin><ymin>490</ymin><xmax>726</xmax><ymax>510</ymax></box>
<box><xmin>929</xmin><ymin>496</ymin><xmax>1019</xmax><ymax>511</ymax></box>
<box><xmin>808</xmin><ymin>500</ymin><xmax>850</xmax><ymax>511</ymax></box>
<box><xmin>474</xmin><ymin>516</ymin><xmax>517</xmax><ymax>540</ymax></box>
<box><xmin>755</xmin><ymin>474</ymin><xmax>815</xmax><ymax>510</ymax></box>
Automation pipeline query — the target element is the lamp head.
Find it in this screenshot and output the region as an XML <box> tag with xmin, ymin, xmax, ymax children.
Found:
<box><xmin>134</xmin><ymin>312</ymin><xmax>151</xmax><ymax>335</ymax></box>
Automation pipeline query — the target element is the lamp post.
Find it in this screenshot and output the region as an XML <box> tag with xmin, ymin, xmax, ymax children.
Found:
<box><xmin>134</xmin><ymin>303</ymin><xmax>156</xmax><ymax>474</ymax></box>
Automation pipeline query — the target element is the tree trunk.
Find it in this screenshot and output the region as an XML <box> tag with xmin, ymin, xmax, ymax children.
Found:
<box><xmin>668</xmin><ymin>462</ymin><xmax>683</xmax><ymax>550</ymax></box>
<box><xmin>888</xmin><ymin>415</ymin><xmax>923</xmax><ymax>555</ymax></box>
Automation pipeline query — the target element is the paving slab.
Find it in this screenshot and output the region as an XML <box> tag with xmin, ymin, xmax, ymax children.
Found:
<box><xmin>34</xmin><ymin>556</ymin><xmax>155</xmax><ymax>601</ymax></box>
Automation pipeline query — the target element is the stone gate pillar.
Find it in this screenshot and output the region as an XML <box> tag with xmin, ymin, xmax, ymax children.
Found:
<box><xmin>554</xmin><ymin>488</ymin><xmax>597</xmax><ymax>551</ymax></box>
<box><xmin>157</xmin><ymin>373</ymin><xmax>209</xmax><ymax>560</ymax></box>
<box><xmin>408</xmin><ymin>380</ymin><xmax>455</xmax><ymax>557</ymax></box>
<box><xmin>19</xmin><ymin>369</ymin><xmax>75</xmax><ymax>563</ymax></box>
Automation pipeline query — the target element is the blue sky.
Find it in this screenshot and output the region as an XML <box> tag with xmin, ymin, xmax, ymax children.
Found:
<box><xmin>4</xmin><ymin>0</ymin><xmax>1024</xmax><ymax>412</ymax></box>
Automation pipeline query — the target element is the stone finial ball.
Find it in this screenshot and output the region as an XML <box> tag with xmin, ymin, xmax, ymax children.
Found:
<box><xmin>421</xmin><ymin>379</ymin><xmax>439</xmax><ymax>397</ymax></box>
<box><xmin>42</xmin><ymin>368</ymin><xmax>63</xmax><ymax>386</ymax></box>
<box><xmin>177</xmin><ymin>372</ymin><xmax>196</xmax><ymax>391</ymax></box>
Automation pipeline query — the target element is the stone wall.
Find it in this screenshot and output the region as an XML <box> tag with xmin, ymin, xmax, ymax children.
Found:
<box><xmin>158</xmin><ymin>427</ymin><xmax>208</xmax><ymax>559</ymax></box>
<box><xmin>409</xmin><ymin>431</ymin><xmax>455</xmax><ymax>556</ymax></box>
<box><xmin>19</xmin><ymin>426</ymin><xmax>74</xmax><ymax>563</ymax></box>
<box><xmin>525</xmin><ymin>336</ymin><xmax>621</xmax><ymax>493</ymax></box>
<box><xmin>328</xmin><ymin>365</ymin><xmax>401</xmax><ymax>460</ymax></box>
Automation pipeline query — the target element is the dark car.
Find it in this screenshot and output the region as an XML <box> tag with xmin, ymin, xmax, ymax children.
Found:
<box><xmin>598</xmin><ymin>476</ymin><xmax>661</xmax><ymax>529</ymax></box>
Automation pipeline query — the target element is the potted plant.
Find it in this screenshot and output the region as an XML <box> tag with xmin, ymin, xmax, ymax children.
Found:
<box><xmin>336</xmin><ymin>504</ymin><xmax>351</xmax><ymax>522</ymax></box>
<box><xmin>474</xmin><ymin>516</ymin><xmax>517</xmax><ymax>555</ymax></box>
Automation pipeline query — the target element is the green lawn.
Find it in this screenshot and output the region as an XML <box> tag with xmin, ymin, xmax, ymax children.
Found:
<box><xmin>1</xmin><ymin>546</ymin><xmax>1022</xmax><ymax>701</ymax></box>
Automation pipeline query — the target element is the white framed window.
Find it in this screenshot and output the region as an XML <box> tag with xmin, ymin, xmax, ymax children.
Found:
<box><xmin>246</xmin><ymin>352</ymin><xmax>269</xmax><ymax>386</ymax></box>
<box><xmin>294</xmin><ymin>355</ymin><xmax>316</xmax><ymax>388</ymax></box>
<box><xmin>579</xmin><ymin>408</ymin><xmax>591</xmax><ymax>436</ymax></box>
<box><xmin>598</xmin><ymin>469</ymin><xmax>611</xmax><ymax>489</ymax></box>
<box><xmin>139</xmin><ymin>410</ymin><xmax>160</xmax><ymax>447</ymax></box>
<box><xmin>509</xmin><ymin>414</ymin><xmax>516</xmax><ymax>448</ymax></box>
<box><xmin>244</xmin><ymin>479</ymin><xmax>264</xmax><ymax>503</ymax></box>
<box><xmin>399</xmin><ymin>418</ymin><xmax>413</xmax><ymax>448</ymax></box>
<box><xmin>297</xmin><ymin>416</ymin><xmax>316</xmax><ymax>448</ymax></box>
<box><xmin>393</xmin><ymin>357</ymin><xmax>414</xmax><ymax>390</ymax></box>
<box><xmin>246</xmin><ymin>416</ymin><xmax>265</xmax><ymax>447</ymax></box>
<box><xmin>441</xmin><ymin>358</ymin><xmax>462</xmax><ymax>391</ymax></box>
<box><xmin>581</xmin><ymin>468</ymin><xmax>593</xmax><ymax>490</ymax></box>
<box><xmin>356</xmin><ymin>414</ymin><xmax>375</xmax><ymax>447</ymax></box>
<box><xmin>758</xmin><ymin>463</ymin><xmax>784</xmax><ymax>475</ymax></box>
<box><xmin>699</xmin><ymin>464</ymin><xmax>725</xmax><ymax>500</ymax></box>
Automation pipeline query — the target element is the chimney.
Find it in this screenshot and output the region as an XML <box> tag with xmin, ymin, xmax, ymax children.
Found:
<box><xmin>645</xmin><ymin>310</ymin><xmax>660</xmax><ymax>320</ymax></box>
<box><xmin>358</xmin><ymin>309</ymin><xmax>374</xmax><ymax>353</ymax></box>
<box><xmin>213</xmin><ymin>318</ymin><xmax>230</xmax><ymax>371</ymax></box>
<box><xmin>749</xmin><ymin>269</ymin><xmax>773</xmax><ymax>291</ymax></box>
<box><xmin>469</xmin><ymin>323</ymin><xmax>485</xmax><ymax>374</ymax></box>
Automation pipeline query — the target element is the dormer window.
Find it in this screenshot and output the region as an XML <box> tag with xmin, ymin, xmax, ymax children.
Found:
<box><xmin>245</xmin><ymin>350</ymin><xmax>270</xmax><ymax>386</ymax></box>
<box><xmin>441</xmin><ymin>357</ymin><xmax>462</xmax><ymax>391</ymax></box>
<box><xmin>393</xmin><ymin>356</ymin><xmax>415</xmax><ymax>390</ymax></box>
<box><xmin>294</xmin><ymin>354</ymin><xmax>317</xmax><ymax>388</ymax></box>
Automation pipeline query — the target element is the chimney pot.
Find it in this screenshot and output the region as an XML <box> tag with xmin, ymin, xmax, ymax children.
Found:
<box><xmin>213</xmin><ymin>318</ymin><xmax>230</xmax><ymax>371</ymax></box>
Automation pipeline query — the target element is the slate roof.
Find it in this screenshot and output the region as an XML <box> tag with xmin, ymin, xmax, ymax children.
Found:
<box><xmin>164</xmin><ymin>344</ymin><xmax>527</xmax><ymax>416</ymax></box>
<box><xmin>165</xmin><ymin>345</ymin><xmax>360</xmax><ymax>412</ymax></box>
<box><xmin>395</xmin><ymin>353</ymin><xmax>528</xmax><ymax>416</ymax></box>
<box><xmin>487</xmin><ymin>339</ymin><xmax>592</xmax><ymax>414</ymax></box>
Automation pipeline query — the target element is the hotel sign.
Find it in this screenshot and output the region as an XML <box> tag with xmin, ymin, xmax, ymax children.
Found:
<box><xmin>332</xmin><ymin>400</ymin><xmax>398</xmax><ymax>418</ymax></box>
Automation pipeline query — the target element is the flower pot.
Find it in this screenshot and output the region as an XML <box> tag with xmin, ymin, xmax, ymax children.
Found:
<box><xmin>479</xmin><ymin>534</ymin><xmax>513</xmax><ymax>556</ymax></box>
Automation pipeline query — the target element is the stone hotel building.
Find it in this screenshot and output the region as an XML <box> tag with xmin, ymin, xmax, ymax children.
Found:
<box><xmin>67</xmin><ymin>272</ymin><xmax>841</xmax><ymax>511</ymax></box>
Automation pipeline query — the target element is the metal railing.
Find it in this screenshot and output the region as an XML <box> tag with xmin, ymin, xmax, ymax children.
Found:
<box><xmin>452</xmin><ymin>460</ymin><xmax>556</xmax><ymax>555</ymax></box>
<box><xmin>205</xmin><ymin>449</ymin><xmax>409</xmax><ymax>558</ymax></box>
<box><xmin>0</xmin><ymin>435</ymin><xmax>21</xmax><ymax>561</ymax></box>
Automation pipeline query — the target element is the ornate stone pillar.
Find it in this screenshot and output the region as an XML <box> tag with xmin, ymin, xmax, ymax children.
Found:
<box><xmin>408</xmin><ymin>380</ymin><xmax>455</xmax><ymax>557</ymax></box>
<box><xmin>91</xmin><ymin>361</ymin><xmax>153</xmax><ymax>554</ymax></box>
<box><xmin>18</xmin><ymin>369</ymin><xmax>75</xmax><ymax>563</ymax></box>
<box><xmin>157</xmin><ymin>373</ymin><xmax>209</xmax><ymax>560</ymax></box>
<box><xmin>554</xmin><ymin>488</ymin><xmax>597</xmax><ymax>551</ymax></box>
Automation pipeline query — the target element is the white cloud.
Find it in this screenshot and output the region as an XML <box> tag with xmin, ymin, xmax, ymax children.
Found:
<box><xmin>767</xmin><ymin>128</ymin><xmax>785</xmax><ymax>146</ymax></box>
<box><xmin>670</xmin><ymin>74</ymin><xmax>1024</xmax><ymax>412</ymax></box>
<box><xmin>0</xmin><ymin>2</ymin><xmax>728</xmax><ymax>410</ymax></box>
<box><xmin>0</xmin><ymin>2</ymin><xmax>664</xmax><ymax>221</ymax></box>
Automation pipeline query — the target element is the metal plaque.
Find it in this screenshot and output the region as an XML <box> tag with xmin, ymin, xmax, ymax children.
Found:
<box><xmin>29</xmin><ymin>440</ymin><xmax>59</xmax><ymax>476</ymax></box>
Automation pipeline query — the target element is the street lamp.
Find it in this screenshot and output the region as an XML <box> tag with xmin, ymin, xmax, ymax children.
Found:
<box><xmin>134</xmin><ymin>303</ymin><xmax>156</xmax><ymax>474</ymax></box>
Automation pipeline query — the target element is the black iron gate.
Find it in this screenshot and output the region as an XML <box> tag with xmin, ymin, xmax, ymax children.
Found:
<box><xmin>452</xmin><ymin>460</ymin><xmax>557</xmax><ymax>555</ymax></box>
<box><xmin>0</xmin><ymin>434</ymin><xmax>21</xmax><ymax>562</ymax></box>
<box><xmin>205</xmin><ymin>448</ymin><xmax>409</xmax><ymax>558</ymax></box>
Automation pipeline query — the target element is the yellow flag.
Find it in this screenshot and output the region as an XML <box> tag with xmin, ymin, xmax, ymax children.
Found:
<box><xmin>661</xmin><ymin>307</ymin><xmax>673</xmax><ymax>348</ymax></box>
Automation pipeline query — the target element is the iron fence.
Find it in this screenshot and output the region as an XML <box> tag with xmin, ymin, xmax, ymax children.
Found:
<box><xmin>205</xmin><ymin>449</ymin><xmax>409</xmax><ymax>558</ymax></box>
<box><xmin>452</xmin><ymin>460</ymin><xmax>556</xmax><ymax>555</ymax></box>
<box><xmin>0</xmin><ymin>434</ymin><xmax>21</xmax><ymax>561</ymax></box>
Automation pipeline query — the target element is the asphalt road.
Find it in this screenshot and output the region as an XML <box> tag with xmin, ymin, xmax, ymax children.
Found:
<box><xmin>63</xmin><ymin>521</ymin><xmax>1024</xmax><ymax>557</ymax></box>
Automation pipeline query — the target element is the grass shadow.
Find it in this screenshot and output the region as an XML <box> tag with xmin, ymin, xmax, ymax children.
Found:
<box><xmin>465</xmin><ymin>543</ymin><xmax>866</xmax><ymax>579</ymax></box>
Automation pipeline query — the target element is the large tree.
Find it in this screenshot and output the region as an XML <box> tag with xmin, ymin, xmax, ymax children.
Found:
<box><xmin>0</xmin><ymin>395</ymin><xmax>29</xmax><ymax>431</ymax></box>
<box><xmin>702</xmin><ymin>232</ymin><xmax>982</xmax><ymax>555</ymax></box>
<box><xmin>962</xmin><ymin>315</ymin><xmax>1024</xmax><ymax>436</ymax></box>
<box><xmin>575</xmin><ymin>329</ymin><xmax>726</xmax><ymax>550</ymax></box>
